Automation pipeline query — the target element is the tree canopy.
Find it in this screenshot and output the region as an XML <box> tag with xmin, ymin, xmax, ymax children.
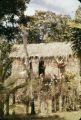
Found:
<box><xmin>0</xmin><ymin>0</ymin><xmax>30</xmax><ymax>40</ymax></box>
<box><xmin>27</xmin><ymin>11</ymin><xmax>72</xmax><ymax>43</ymax></box>
<box><xmin>71</xmin><ymin>5</ymin><xmax>81</xmax><ymax>58</ymax></box>
<box><xmin>78</xmin><ymin>0</ymin><xmax>81</xmax><ymax>2</ymax></box>
<box><xmin>75</xmin><ymin>5</ymin><xmax>81</xmax><ymax>23</ymax></box>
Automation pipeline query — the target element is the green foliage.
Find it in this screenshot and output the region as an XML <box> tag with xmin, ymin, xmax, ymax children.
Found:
<box><xmin>70</xmin><ymin>5</ymin><xmax>81</xmax><ymax>75</ymax></box>
<box><xmin>27</xmin><ymin>11</ymin><xmax>72</xmax><ymax>43</ymax></box>
<box><xmin>28</xmin><ymin>29</ymin><xmax>40</xmax><ymax>43</ymax></box>
<box><xmin>64</xmin><ymin>71</ymin><xmax>79</xmax><ymax>90</ymax></box>
<box><xmin>21</xmin><ymin>95</ymin><xmax>30</xmax><ymax>105</ymax></box>
<box><xmin>0</xmin><ymin>0</ymin><xmax>29</xmax><ymax>17</ymax></box>
<box><xmin>71</xmin><ymin>28</ymin><xmax>81</xmax><ymax>58</ymax></box>
<box><xmin>75</xmin><ymin>5</ymin><xmax>81</xmax><ymax>23</ymax></box>
<box><xmin>0</xmin><ymin>0</ymin><xmax>31</xmax><ymax>81</ymax></box>
<box><xmin>0</xmin><ymin>0</ymin><xmax>30</xmax><ymax>40</ymax></box>
<box><xmin>64</xmin><ymin>71</ymin><xmax>76</xmax><ymax>81</ymax></box>
<box><xmin>78</xmin><ymin>0</ymin><xmax>81</xmax><ymax>3</ymax></box>
<box><xmin>0</xmin><ymin>38</ymin><xmax>12</xmax><ymax>81</ymax></box>
<box><xmin>71</xmin><ymin>6</ymin><xmax>81</xmax><ymax>58</ymax></box>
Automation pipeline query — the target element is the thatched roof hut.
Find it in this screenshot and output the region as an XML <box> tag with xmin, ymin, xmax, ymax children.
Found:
<box><xmin>10</xmin><ymin>42</ymin><xmax>73</xmax><ymax>58</ymax></box>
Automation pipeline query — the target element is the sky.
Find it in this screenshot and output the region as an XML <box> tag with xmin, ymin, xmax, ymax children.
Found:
<box><xmin>25</xmin><ymin>0</ymin><xmax>81</xmax><ymax>17</ymax></box>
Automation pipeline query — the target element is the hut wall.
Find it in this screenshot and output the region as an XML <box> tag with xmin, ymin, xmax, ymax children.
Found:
<box><xmin>31</xmin><ymin>57</ymin><xmax>80</xmax><ymax>76</ymax></box>
<box><xmin>11</xmin><ymin>58</ymin><xmax>25</xmax><ymax>75</ymax></box>
<box><xmin>45</xmin><ymin>59</ymin><xmax>58</xmax><ymax>76</ymax></box>
<box><xmin>11</xmin><ymin>57</ymin><xmax>80</xmax><ymax>77</ymax></box>
<box><xmin>32</xmin><ymin>58</ymin><xmax>39</xmax><ymax>77</ymax></box>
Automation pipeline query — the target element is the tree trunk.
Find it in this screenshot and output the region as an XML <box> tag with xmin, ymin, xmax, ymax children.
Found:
<box><xmin>31</xmin><ymin>98</ymin><xmax>35</xmax><ymax>115</ymax></box>
<box><xmin>22</xmin><ymin>27</ymin><xmax>36</xmax><ymax>115</ymax></box>
<box><xmin>0</xmin><ymin>64</ymin><xmax>4</xmax><ymax>117</ymax></box>
<box><xmin>6</xmin><ymin>94</ymin><xmax>9</xmax><ymax>115</ymax></box>
<box><xmin>13</xmin><ymin>92</ymin><xmax>15</xmax><ymax>104</ymax></box>
<box><xmin>63</xmin><ymin>96</ymin><xmax>67</xmax><ymax>111</ymax></box>
<box><xmin>26</xmin><ymin>102</ymin><xmax>30</xmax><ymax>115</ymax></box>
<box><xmin>0</xmin><ymin>94</ymin><xmax>4</xmax><ymax>118</ymax></box>
<box><xmin>38</xmin><ymin>95</ymin><xmax>41</xmax><ymax>113</ymax></box>
<box><xmin>26</xmin><ymin>105</ymin><xmax>28</xmax><ymax>115</ymax></box>
<box><xmin>52</xmin><ymin>96</ymin><xmax>57</xmax><ymax>112</ymax></box>
<box><xmin>80</xmin><ymin>58</ymin><xmax>81</xmax><ymax>76</ymax></box>
<box><xmin>54</xmin><ymin>96</ymin><xmax>57</xmax><ymax>112</ymax></box>
<box><xmin>59</xmin><ymin>95</ymin><xmax>62</xmax><ymax>112</ymax></box>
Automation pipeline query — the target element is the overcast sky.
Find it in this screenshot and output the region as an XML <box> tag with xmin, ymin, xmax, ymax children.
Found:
<box><xmin>25</xmin><ymin>0</ymin><xmax>81</xmax><ymax>17</ymax></box>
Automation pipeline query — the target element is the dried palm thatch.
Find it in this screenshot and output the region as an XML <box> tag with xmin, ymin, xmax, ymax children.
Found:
<box><xmin>10</xmin><ymin>42</ymin><xmax>73</xmax><ymax>58</ymax></box>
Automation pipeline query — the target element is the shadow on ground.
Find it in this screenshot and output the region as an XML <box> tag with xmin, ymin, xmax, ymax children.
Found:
<box><xmin>4</xmin><ymin>114</ymin><xmax>66</xmax><ymax>120</ymax></box>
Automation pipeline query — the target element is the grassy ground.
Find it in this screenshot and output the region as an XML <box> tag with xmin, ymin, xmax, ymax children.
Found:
<box><xmin>4</xmin><ymin>112</ymin><xmax>81</xmax><ymax>120</ymax></box>
<box><xmin>4</xmin><ymin>115</ymin><xmax>65</xmax><ymax>120</ymax></box>
<box><xmin>54</xmin><ymin>111</ymin><xmax>81</xmax><ymax>120</ymax></box>
<box><xmin>8</xmin><ymin>104</ymin><xmax>81</xmax><ymax>120</ymax></box>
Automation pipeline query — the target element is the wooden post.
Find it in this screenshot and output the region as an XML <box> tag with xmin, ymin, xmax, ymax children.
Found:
<box><xmin>59</xmin><ymin>95</ymin><xmax>62</xmax><ymax>112</ymax></box>
<box><xmin>13</xmin><ymin>92</ymin><xmax>16</xmax><ymax>104</ymax></box>
<box><xmin>6</xmin><ymin>94</ymin><xmax>9</xmax><ymax>115</ymax></box>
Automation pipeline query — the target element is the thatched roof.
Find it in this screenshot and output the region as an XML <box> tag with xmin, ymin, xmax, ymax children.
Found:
<box><xmin>10</xmin><ymin>42</ymin><xmax>73</xmax><ymax>58</ymax></box>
